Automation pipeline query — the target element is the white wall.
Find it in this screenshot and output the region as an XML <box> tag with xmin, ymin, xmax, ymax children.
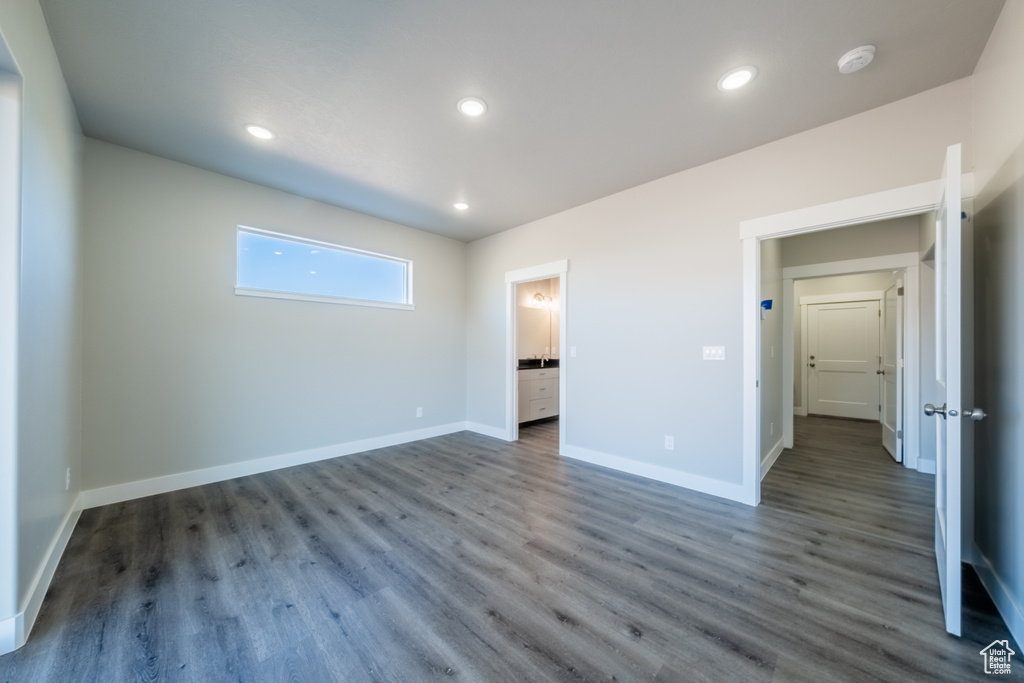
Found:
<box><xmin>0</xmin><ymin>0</ymin><xmax>82</xmax><ymax>645</ymax></box>
<box><xmin>970</xmin><ymin>0</ymin><xmax>1024</xmax><ymax>645</ymax></box>
<box><xmin>466</xmin><ymin>78</ymin><xmax>972</xmax><ymax>492</ymax></box>
<box><xmin>81</xmin><ymin>139</ymin><xmax>467</xmax><ymax>490</ymax></box>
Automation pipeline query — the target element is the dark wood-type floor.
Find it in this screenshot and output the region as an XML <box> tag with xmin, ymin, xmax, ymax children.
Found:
<box><xmin>1</xmin><ymin>417</ymin><xmax>1019</xmax><ymax>682</ymax></box>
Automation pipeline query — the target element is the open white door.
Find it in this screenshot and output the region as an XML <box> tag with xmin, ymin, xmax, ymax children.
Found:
<box><xmin>924</xmin><ymin>144</ymin><xmax>984</xmax><ymax>636</ymax></box>
<box><xmin>881</xmin><ymin>279</ymin><xmax>903</xmax><ymax>461</ymax></box>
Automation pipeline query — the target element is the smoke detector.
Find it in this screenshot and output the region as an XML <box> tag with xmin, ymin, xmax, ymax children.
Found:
<box><xmin>838</xmin><ymin>46</ymin><xmax>875</xmax><ymax>74</ymax></box>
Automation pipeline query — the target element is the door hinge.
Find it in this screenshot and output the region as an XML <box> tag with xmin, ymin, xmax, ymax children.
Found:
<box><xmin>897</xmin><ymin>429</ymin><xmax>903</xmax><ymax>439</ymax></box>
<box><xmin>897</xmin><ymin>287</ymin><xmax>904</xmax><ymax>296</ymax></box>
<box><xmin>878</xmin><ymin>310</ymin><xmax>881</xmax><ymax>317</ymax></box>
<box><xmin>898</xmin><ymin>358</ymin><xmax>904</xmax><ymax>368</ymax></box>
<box><xmin>879</xmin><ymin>404</ymin><xmax>882</xmax><ymax>411</ymax></box>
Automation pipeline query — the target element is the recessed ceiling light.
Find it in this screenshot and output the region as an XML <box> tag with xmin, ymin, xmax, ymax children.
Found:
<box><xmin>245</xmin><ymin>124</ymin><xmax>275</xmax><ymax>140</ymax></box>
<box><xmin>717</xmin><ymin>66</ymin><xmax>757</xmax><ymax>91</ymax></box>
<box><xmin>457</xmin><ymin>97</ymin><xmax>487</xmax><ymax>117</ymax></box>
<box><xmin>453</xmin><ymin>202</ymin><xmax>469</xmax><ymax>211</ymax></box>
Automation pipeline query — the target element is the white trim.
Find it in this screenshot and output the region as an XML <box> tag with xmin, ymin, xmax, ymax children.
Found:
<box><xmin>505</xmin><ymin>260</ymin><xmax>568</xmax><ymax>284</ymax></box>
<box><xmin>903</xmin><ymin>265</ymin><xmax>920</xmax><ymax>470</ymax></box>
<box><xmin>742</xmin><ymin>177</ymin><xmax>967</xmax><ymax>506</ymax></box>
<box><xmin>782</xmin><ymin>279</ymin><xmax>794</xmax><ymax>449</ymax></box>
<box><xmin>562</xmin><ymin>444</ymin><xmax>748</xmax><ymax>503</ymax></box>
<box><xmin>80</xmin><ymin>422</ymin><xmax>467</xmax><ymax>509</ymax></box>
<box><xmin>741</xmin><ymin>237</ymin><xmax>760</xmax><ymax>506</ymax></box>
<box><xmin>740</xmin><ymin>175</ymin><xmax>974</xmax><ymax>239</ymax></box>
<box><xmin>0</xmin><ymin>497</ymin><xmax>81</xmax><ymax>655</ymax></box>
<box><xmin>504</xmin><ymin>260</ymin><xmax>569</xmax><ymax>449</ymax></box>
<box><xmin>464</xmin><ymin>422</ymin><xmax>510</xmax><ymax>441</ymax></box>
<box><xmin>0</xmin><ymin>613</ymin><xmax>14</xmax><ymax>656</ymax></box>
<box><xmin>0</xmin><ymin>68</ymin><xmax>21</xmax><ymax>626</ymax></box>
<box><xmin>918</xmin><ymin>459</ymin><xmax>936</xmax><ymax>475</ymax></box>
<box><xmin>798</xmin><ymin>290</ymin><xmax>883</xmax><ymax>306</ymax></box>
<box><xmin>972</xmin><ymin>543</ymin><xmax>1024</xmax><ymax>650</ymax></box>
<box><xmin>783</xmin><ymin>252</ymin><xmax>920</xmax><ymax>280</ymax></box>
<box><xmin>760</xmin><ymin>438</ymin><xmax>785</xmax><ymax>481</ymax></box>
<box><xmin>234</xmin><ymin>287</ymin><xmax>415</xmax><ymax>311</ymax></box>
<box><xmin>793</xmin><ymin>406</ymin><xmax>808</xmax><ymax>417</ymax></box>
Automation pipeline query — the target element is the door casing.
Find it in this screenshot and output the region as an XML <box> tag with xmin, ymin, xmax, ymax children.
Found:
<box><xmin>741</xmin><ymin>174</ymin><xmax>974</xmax><ymax>506</ymax></box>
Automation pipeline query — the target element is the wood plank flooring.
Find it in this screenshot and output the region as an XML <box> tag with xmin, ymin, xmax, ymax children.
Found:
<box><xmin>1</xmin><ymin>416</ymin><xmax>1019</xmax><ymax>682</ymax></box>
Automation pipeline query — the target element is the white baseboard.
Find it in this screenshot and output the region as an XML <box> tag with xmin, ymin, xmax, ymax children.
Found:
<box><xmin>760</xmin><ymin>438</ymin><xmax>785</xmax><ymax>481</ymax></box>
<box><xmin>0</xmin><ymin>495</ymin><xmax>82</xmax><ymax>656</ymax></box>
<box><xmin>80</xmin><ymin>422</ymin><xmax>468</xmax><ymax>509</ymax></box>
<box><xmin>464</xmin><ymin>421</ymin><xmax>510</xmax><ymax>441</ymax></box>
<box><xmin>793</xmin><ymin>406</ymin><xmax>808</xmax><ymax>417</ymax></box>
<box><xmin>561</xmin><ymin>444</ymin><xmax>748</xmax><ymax>504</ymax></box>
<box><xmin>973</xmin><ymin>542</ymin><xmax>1024</xmax><ymax>650</ymax></box>
<box><xmin>917</xmin><ymin>459</ymin><xmax>936</xmax><ymax>475</ymax></box>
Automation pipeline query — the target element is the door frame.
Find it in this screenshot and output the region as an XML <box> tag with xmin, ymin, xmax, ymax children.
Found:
<box><xmin>0</xmin><ymin>64</ymin><xmax>22</xmax><ymax>653</ymax></box>
<box><xmin>505</xmin><ymin>260</ymin><xmax>568</xmax><ymax>449</ymax></box>
<box><xmin>801</xmin><ymin>291</ymin><xmax>885</xmax><ymax>422</ymax></box>
<box><xmin>740</xmin><ymin>174</ymin><xmax>974</xmax><ymax>505</ymax></box>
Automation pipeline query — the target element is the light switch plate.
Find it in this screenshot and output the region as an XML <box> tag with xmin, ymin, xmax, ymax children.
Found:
<box><xmin>703</xmin><ymin>346</ymin><xmax>725</xmax><ymax>361</ymax></box>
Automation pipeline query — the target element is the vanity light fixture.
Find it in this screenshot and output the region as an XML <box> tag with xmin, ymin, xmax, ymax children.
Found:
<box><xmin>453</xmin><ymin>202</ymin><xmax>469</xmax><ymax>211</ymax></box>
<box><xmin>245</xmin><ymin>124</ymin><xmax>275</xmax><ymax>140</ymax></box>
<box><xmin>457</xmin><ymin>97</ymin><xmax>487</xmax><ymax>117</ymax></box>
<box><xmin>717</xmin><ymin>66</ymin><xmax>757</xmax><ymax>91</ymax></box>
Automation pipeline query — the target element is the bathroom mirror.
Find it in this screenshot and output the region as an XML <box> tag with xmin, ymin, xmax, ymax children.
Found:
<box><xmin>516</xmin><ymin>278</ymin><xmax>560</xmax><ymax>360</ymax></box>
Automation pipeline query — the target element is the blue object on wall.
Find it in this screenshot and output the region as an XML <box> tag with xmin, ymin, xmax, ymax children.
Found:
<box><xmin>760</xmin><ymin>299</ymin><xmax>773</xmax><ymax>311</ymax></box>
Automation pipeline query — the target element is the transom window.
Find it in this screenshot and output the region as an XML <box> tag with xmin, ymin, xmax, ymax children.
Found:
<box><xmin>235</xmin><ymin>226</ymin><xmax>413</xmax><ymax>309</ymax></box>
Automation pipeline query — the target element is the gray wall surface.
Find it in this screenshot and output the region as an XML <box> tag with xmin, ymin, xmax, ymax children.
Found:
<box><xmin>760</xmin><ymin>239</ymin><xmax>783</xmax><ymax>459</ymax></box>
<box><xmin>0</xmin><ymin>0</ymin><xmax>83</xmax><ymax>618</ymax></box>
<box><xmin>466</xmin><ymin>78</ymin><xmax>973</xmax><ymax>487</ymax></box>
<box><xmin>781</xmin><ymin>215</ymin><xmax>920</xmax><ymax>268</ymax></box>
<box><xmin>971</xmin><ymin>0</ymin><xmax>1024</xmax><ymax>646</ymax></box>
<box><xmin>81</xmin><ymin>140</ymin><xmax>467</xmax><ymax>490</ymax></box>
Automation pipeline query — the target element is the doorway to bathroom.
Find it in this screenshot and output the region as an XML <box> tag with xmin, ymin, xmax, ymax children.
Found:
<box><xmin>504</xmin><ymin>260</ymin><xmax>567</xmax><ymax>449</ymax></box>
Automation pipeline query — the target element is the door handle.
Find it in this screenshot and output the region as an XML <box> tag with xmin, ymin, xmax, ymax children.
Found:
<box><xmin>809</xmin><ymin>362</ymin><xmax>815</xmax><ymax>368</ymax></box>
<box><xmin>924</xmin><ymin>403</ymin><xmax>947</xmax><ymax>419</ymax></box>
<box><xmin>962</xmin><ymin>407</ymin><xmax>987</xmax><ymax>421</ymax></box>
<box><xmin>877</xmin><ymin>370</ymin><xmax>884</xmax><ymax>375</ymax></box>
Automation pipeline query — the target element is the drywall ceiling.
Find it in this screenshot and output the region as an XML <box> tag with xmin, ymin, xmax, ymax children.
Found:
<box><xmin>39</xmin><ymin>0</ymin><xmax>1003</xmax><ymax>242</ymax></box>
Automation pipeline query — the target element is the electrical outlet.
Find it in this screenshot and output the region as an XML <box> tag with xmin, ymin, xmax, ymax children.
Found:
<box><xmin>664</xmin><ymin>435</ymin><xmax>674</xmax><ymax>451</ymax></box>
<box><xmin>416</xmin><ymin>407</ymin><xmax>423</xmax><ymax>418</ymax></box>
<box><xmin>65</xmin><ymin>467</ymin><xmax>71</xmax><ymax>491</ymax></box>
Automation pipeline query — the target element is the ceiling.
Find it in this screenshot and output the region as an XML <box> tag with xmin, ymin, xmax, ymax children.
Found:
<box><xmin>39</xmin><ymin>0</ymin><xmax>1004</xmax><ymax>242</ymax></box>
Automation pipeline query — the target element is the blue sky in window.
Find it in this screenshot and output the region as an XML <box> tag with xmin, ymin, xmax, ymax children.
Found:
<box><xmin>237</xmin><ymin>231</ymin><xmax>407</xmax><ymax>303</ymax></box>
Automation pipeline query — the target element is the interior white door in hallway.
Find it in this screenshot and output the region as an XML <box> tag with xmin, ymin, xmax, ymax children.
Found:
<box><xmin>807</xmin><ymin>300</ymin><xmax>881</xmax><ymax>421</ymax></box>
<box><xmin>925</xmin><ymin>143</ymin><xmax>983</xmax><ymax>637</ymax></box>
<box><xmin>881</xmin><ymin>280</ymin><xmax>903</xmax><ymax>461</ymax></box>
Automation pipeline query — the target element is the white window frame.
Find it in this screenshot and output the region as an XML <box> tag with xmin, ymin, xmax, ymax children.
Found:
<box><xmin>234</xmin><ymin>225</ymin><xmax>414</xmax><ymax>310</ymax></box>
